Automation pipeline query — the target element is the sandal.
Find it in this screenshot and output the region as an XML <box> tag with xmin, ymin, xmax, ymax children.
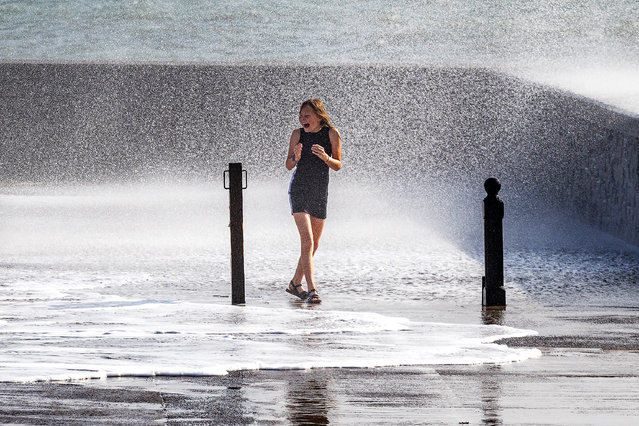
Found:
<box><xmin>286</xmin><ymin>281</ymin><xmax>308</xmax><ymax>300</ymax></box>
<box><xmin>305</xmin><ymin>289</ymin><xmax>322</xmax><ymax>304</ymax></box>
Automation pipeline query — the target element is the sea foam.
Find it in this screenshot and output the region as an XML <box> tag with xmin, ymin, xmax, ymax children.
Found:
<box><xmin>0</xmin><ymin>298</ymin><xmax>540</xmax><ymax>383</ymax></box>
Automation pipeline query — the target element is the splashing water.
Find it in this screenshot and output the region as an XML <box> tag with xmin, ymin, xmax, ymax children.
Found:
<box><xmin>1</xmin><ymin>1</ymin><xmax>638</xmax><ymax>383</ymax></box>
<box><xmin>0</xmin><ymin>183</ymin><xmax>544</xmax><ymax>382</ymax></box>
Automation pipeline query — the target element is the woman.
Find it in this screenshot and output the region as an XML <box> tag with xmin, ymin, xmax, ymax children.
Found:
<box><xmin>285</xmin><ymin>99</ymin><xmax>342</xmax><ymax>304</ymax></box>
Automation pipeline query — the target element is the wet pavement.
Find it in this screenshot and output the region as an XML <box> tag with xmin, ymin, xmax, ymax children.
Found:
<box><xmin>1</xmin><ymin>301</ymin><xmax>637</xmax><ymax>425</ymax></box>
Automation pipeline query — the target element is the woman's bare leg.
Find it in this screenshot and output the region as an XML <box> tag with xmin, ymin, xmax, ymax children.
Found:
<box><xmin>292</xmin><ymin>213</ymin><xmax>325</xmax><ymax>292</ymax></box>
<box><xmin>292</xmin><ymin>217</ymin><xmax>325</xmax><ymax>280</ymax></box>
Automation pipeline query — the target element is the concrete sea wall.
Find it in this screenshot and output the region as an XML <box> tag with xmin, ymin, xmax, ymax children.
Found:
<box><xmin>1</xmin><ymin>62</ymin><xmax>637</xmax><ymax>246</ymax></box>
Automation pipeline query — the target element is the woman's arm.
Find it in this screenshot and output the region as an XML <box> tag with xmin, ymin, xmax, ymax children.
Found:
<box><xmin>286</xmin><ymin>129</ymin><xmax>302</xmax><ymax>171</ymax></box>
<box><xmin>326</xmin><ymin>127</ymin><xmax>342</xmax><ymax>171</ymax></box>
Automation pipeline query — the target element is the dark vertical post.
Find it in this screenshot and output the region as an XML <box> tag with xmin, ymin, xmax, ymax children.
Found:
<box><xmin>226</xmin><ymin>163</ymin><xmax>246</xmax><ymax>305</ymax></box>
<box><xmin>483</xmin><ymin>177</ymin><xmax>506</xmax><ymax>307</ymax></box>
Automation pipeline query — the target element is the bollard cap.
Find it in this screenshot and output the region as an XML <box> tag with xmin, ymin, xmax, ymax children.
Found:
<box><xmin>484</xmin><ymin>177</ymin><xmax>501</xmax><ymax>196</ymax></box>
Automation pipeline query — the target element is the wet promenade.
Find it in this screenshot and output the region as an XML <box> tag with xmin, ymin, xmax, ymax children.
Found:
<box><xmin>1</xmin><ymin>298</ymin><xmax>638</xmax><ymax>425</ymax></box>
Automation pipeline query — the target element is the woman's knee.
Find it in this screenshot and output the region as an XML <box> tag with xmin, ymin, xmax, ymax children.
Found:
<box><xmin>300</xmin><ymin>236</ymin><xmax>314</xmax><ymax>254</ymax></box>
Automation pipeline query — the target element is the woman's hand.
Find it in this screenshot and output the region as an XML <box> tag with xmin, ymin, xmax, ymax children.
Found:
<box><xmin>311</xmin><ymin>144</ymin><xmax>330</xmax><ymax>162</ymax></box>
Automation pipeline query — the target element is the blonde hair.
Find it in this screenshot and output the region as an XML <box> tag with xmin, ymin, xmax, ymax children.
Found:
<box><xmin>300</xmin><ymin>98</ymin><xmax>333</xmax><ymax>128</ymax></box>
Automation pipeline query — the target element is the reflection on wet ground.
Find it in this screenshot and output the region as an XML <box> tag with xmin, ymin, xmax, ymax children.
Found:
<box><xmin>3</xmin><ymin>348</ymin><xmax>637</xmax><ymax>426</ymax></box>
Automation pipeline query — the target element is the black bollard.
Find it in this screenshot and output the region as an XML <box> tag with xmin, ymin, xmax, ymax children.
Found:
<box><xmin>224</xmin><ymin>163</ymin><xmax>247</xmax><ymax>305</ymax></box>
<box><xmin>482</xmin><ymin>177</ymin><xmax>506</xmax><ymax>307</ymax></box>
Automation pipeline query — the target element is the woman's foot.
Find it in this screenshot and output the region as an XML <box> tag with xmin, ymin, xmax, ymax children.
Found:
<box><xmin>305</xmin><ymin>289</ymin><xmax>322</xmax><ymax>304</ymax></box>
<box><xmin>286</xmin><ymin>281</ymin><xmax>308</xmax><ymax>300</ymax></box>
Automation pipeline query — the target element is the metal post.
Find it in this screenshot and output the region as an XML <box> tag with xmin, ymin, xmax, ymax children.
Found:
<box><xmin>224</xmin><ymin>163</ymin><xmax>247</xmax><ymax>305</ymax></box>
<box><xmin>483</xmin><ymin>177</ymin><xmax>506</xmax><ymax>307</ymax></box>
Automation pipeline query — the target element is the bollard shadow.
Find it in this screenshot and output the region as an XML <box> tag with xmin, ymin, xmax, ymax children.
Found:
<box><xmin>285</xmin><ymin>370</ymin><xmax>331</xmax><ymax>425</ymax></box>
<box><xmin>481</xmin><ymin>307</ymin><xmax>506</xmax><ymax>326</ymax></box>
<box><xmin>479</xmin><ymin>308</ymin><xmax>506</xmax><ymax>424</ymax></box>
<box><xmin>480</xmin><ymin>365</ymin><xmax>504</xmax><ymax>425</ymax></box>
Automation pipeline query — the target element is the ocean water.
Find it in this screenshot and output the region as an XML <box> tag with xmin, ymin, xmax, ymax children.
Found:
<box><xmin>1</xmin><ymin>0</ymin><xmax>638</xmax><ymax>113</ymax></box>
